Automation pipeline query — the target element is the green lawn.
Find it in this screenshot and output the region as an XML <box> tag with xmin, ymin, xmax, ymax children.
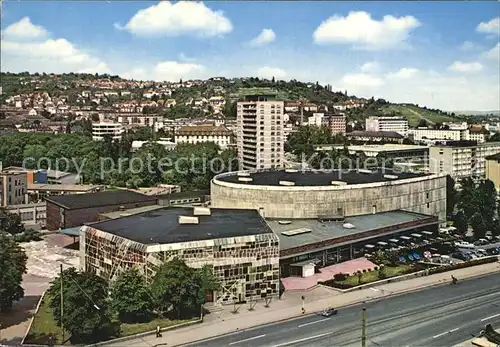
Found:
<box><xmin>339</xmin><ymin>264</ymin><xmax>412</xmax><ymax>287</ymax></box>
<box><xmin>25</xmin><ymin>297</ymin><xmax>197</xmax><ymax>345</ymax></box>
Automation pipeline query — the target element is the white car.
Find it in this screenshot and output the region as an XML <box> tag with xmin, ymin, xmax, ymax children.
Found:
<box><xmin>454</xmin><ymin>241</ymin><xmax>475</xmax><ymax>249</ymax></box>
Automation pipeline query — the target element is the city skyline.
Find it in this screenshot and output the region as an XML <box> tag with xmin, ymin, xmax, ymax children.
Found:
<box><xmin>1</xmin><ymin>1</ymin><xmax>499</xmax><ymax>111</ymax></box>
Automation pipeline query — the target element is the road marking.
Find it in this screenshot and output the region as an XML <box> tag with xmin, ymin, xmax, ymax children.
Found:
<box><xmin>271</xmin><ymin>332</ymin><xmax>331</xmax><ymax>347</ymax></box>
<box><xmin>481</xmin><ymin>313</ymin><xmax>500</xmax><ymax>322</ymax></box>
<box><xmin>433</xmin><ymin>328</ymin><xmax>459</xmax><ymax>339</ymax></box>
<box><xmin>229</xmin><ymin>334</ymin><xmax>266</xmax><ymax>345</ymax></box>
<box><xmin>298</xmin><ymin>318</ymin><xmax>330</xmax><ymax>327</ymax></box>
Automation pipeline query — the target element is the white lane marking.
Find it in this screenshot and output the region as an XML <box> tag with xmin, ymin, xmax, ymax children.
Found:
<box><xmin>481</xmin><ymin>313</ymin><xmax>500</xmax><ymax>322</ymax></box>
<box><xmin>271</xmin><ymin>332</ymin><xmax>331</xmax><ymax>347</ymax></box>
<box><xmin>229</xmin><ymin>334</ymin><xmax>266</xmax><ymax>345</ymax></box>
<box><xmin>433</xmin><ymin>328</ymin><xmax>459</xmax><ymax>339</ymax></box>
<box><xmin>298</xmin><ymin>318</ymin><xmax>330</xmax><ymax>327</ymax></box>
<box><xmin>370</xmin><ymin>288</ymin><xmax>380</xmax><ymax>292</ymax></box>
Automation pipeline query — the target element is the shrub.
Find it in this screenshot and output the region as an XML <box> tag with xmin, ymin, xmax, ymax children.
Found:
<box><xmin>333</xmin><ymin>273</ymin><xmax>348</xmax><ymax>281</ymax></box>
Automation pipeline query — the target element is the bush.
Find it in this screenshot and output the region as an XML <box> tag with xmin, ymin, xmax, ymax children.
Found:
<box><xmin>333</xmin><ymin>273</ymin><xmax>348</xmax><ymax>281</ymax></box>
<box><xmin>428</xmin><ymin>256</ymin><xmax>497</xmax><ymax>275</ymax></box>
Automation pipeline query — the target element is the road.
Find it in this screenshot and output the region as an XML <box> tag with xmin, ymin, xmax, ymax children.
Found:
<box><xmin>185</xmin><ymin>274</ymin><xmax>500</xmax><ymax>347</ymax></box>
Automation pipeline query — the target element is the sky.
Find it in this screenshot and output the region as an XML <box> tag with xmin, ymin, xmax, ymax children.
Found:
<box><xmin>1</xmin><ymin>1</ymin><xmax>499</xmax><ymax>111</ymax></box>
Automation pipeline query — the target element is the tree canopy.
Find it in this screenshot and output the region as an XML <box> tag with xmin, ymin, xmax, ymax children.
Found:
<box><xmin>0</xmin><ymin>232</ymin><xmax>28</xmax><ymax>312</ymax></box>
<box><xmin>110</xmin><ymin>267</ymin><xmax>154</xmax><ymax>323</ymax></box>
<box><xmin>47</xmin><ymin>268</ymin><xmax>114</xmax><ymax>343</ymax></box>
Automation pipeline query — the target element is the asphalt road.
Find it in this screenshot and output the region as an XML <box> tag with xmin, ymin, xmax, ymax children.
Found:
<box><xmin>185</xmin><ymin>273</ymin><xmax>500</xmax><ymax>347</ymax></box>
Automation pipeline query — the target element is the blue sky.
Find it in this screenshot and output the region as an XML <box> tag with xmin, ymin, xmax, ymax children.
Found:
<box><xmin>1</xmin><ymin>1</ymin><xmax>499</xmax><ymax>111</ymax></box>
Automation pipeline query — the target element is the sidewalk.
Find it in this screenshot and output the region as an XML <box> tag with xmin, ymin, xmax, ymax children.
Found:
<box><xmin>108</xmin><ymin>260</ymin><xmax>500</xmax><ymax>347</ymax></box>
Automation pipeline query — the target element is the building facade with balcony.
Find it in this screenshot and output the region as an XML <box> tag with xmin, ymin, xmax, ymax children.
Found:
<box><xmin>237</xmin><ymin>90</ymin><xmax>285</xmax><ymax>170</ymax></box>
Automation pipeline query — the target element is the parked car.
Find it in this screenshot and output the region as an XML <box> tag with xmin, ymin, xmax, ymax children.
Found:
<box><xmin>321</xmin><ymin>308</ymin><xmax>338</xmax><ymax>317</ymax></box>
<box><xmin>454</xmin><ymin>241</ymin><xmax>475</xmax><ymax>249</ymax></box>
<box><xmin>474</xmin><ymin>239</ymin><xmax>489</xmax><ymax>246</ymax></box>
<box><xmin>452</xmin><ymin>252</ymin><xmax>468</xmax><ymax>261</ymax></box>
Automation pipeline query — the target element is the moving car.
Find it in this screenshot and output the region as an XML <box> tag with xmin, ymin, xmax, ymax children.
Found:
<box><xmin>321</xmin><ymin>308</ymin><xmax>338</xmax><ymax>317</ymax></box>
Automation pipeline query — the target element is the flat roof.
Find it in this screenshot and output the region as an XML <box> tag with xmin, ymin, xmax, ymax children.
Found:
<box><xmin>217</xmin><ymin>169</ymin><xmax>428</xmax><ymax>187</ymax></box>
<box><xmin>99</xmin><ymin>205</ymin><xmax>165</xmax><ymax>220</ymax></box>
<box><xmin>89</xmin><ymin>207</ymin><xmax>272</xmax><ymax>245</ymax></box>
<box><xmin>267</xmin><ymin>210</ymin><xmax>434</xmax><ymax>251</ymax></box>
<box><xmin>326</xmin><ymin>144</ymin><xmax>429</xmax><ymax>152</ymax></box>
<box><xmin>46</xmin><ymin>190</ymin><xmax>158</xmax><ymax>210</ymax></box>
<box><xmin>28</xmin><ymin>183</ymin><xmax>100</xmax><ymax>192</ymax></box>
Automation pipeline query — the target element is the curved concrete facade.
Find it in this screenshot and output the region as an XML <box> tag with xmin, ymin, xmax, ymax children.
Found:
<box><xmin>211</xmin><ymin>171</ymin><xmax>447</xmax><ymax>221</ymax></box>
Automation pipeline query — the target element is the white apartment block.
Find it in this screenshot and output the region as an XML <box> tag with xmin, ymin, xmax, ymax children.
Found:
<box><xmin>92</xmin><ymin>122</ymin><xmax>124</xmax><ymax>141</ymax></box>
<box><xmin>410</xmin><ymin>127</ymin><xmax>489</xmax><ymax>144</ymax></box>
<box><xmin>365</xmin><ymin>116</ymin><xmax>409</xmax><ymax>137</ymax></box>
<box><xmin>307</xmin><ymin>113</ymin><xmax>329</xmax><ymax>127</ymax></box>
<box><xmin>117</xmin><ymin>114</ymin><xmax>165</xmax><ymax>132</ymax></box>
<box><xmin>409</xmin><ymin>128</ymin><xmax>467</xmax><ymax>141</ymax></box>
<box><xmin>429</xmin><ymin>141</ymin><xmax>500</xmax><ymax>180</ymax></box>
<box><xmin>174</xmin><ymin>125</ymin><xmax>233</xmax><ymax>149</ymax></box>
<box><xmin>237</xmin><ymin>93</ymin><xmax>285</xmax><ymax>170</ymax></box>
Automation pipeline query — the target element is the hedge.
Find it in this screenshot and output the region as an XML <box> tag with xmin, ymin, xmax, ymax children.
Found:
<box><xmin>428</xmin><ymin>256</ymin><xmax>498</xmax><ymax>275</ymax></box>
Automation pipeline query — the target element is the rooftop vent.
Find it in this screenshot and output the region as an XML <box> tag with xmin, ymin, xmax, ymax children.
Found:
<box><xmin>178</xmin><ymin>216</ymin><xmax>199</xmax><ymax>225</ymax></box>
<box><xmin>358</xmin><ymin>169</ymin><xmax>373</xmax><ymax>174</ymax></box>
<box><xmin>285</xmin><ymin>169</ymin><xmax>298</xmax><ymax>173</ymax></box>
<box><xmin>237</xmin><ymin>172</ymin><xmax>250</xmax><ymax>177</ymax></box>
<box><xmin>238</xmin><ymin>177</ymin><xmax>253</xmax><ymax>182</ymax></box>
<box><xmin>343</xmin><ymin>223</ymin><xmax>355</xmax><ymax>229</ymax></box>
<box><xmin>279</xmin><ymin>180</ymin><xmax>295</xmax><ymax>186</ymax></box>
<box><xmin>281</xmin><ymin>228</ymin><xmax>311</xmax><ymax>236</ymax></box>
<box><xmin>331</xmin><ymin>180</ymin><xmax>347</xmax><ymax>186</ymax></box>
<box><xmin>278</xmin><ymin>220</ymin><xmax>292</xmax><ymax>225</ymax></box>
<box><xmin>384</xmin><ymin>174</ymin><xmax>398</xmax><ymax>179</ymax></box>
<box><xmin>193</xmin><ymin>207</ymin><xmax>211</xmax><ymax>216</ymax></box>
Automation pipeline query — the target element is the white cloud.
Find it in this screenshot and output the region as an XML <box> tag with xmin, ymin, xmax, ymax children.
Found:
<box><xmin>483</xmin><ymin>43</ymin><xmax>500</xmax><ymax>61</ymax></box>
<box><xmin>1</xmin><ymin>18</ymin><xmax>109</xmax><ymax>74</ymax></box>
<box><xmin>115</xmin><ymin>1</ymin><xmax>232</xmax><ymax>37</ymax></box>
<box><xmin>342</xmin><ymin>73</ymin><xmax>384</xmax><ymax>87</ymax></box>
<box><xmin>249</xmin><ymin>29</ymin><xmax>276</xmax><ymax>46</ymax></box>
<box><xmin>447</xmin><ymin>61</ymin><xmax>483</xmax><ymax>73</ymax></box>
<box><xmin>313</xmin><ymin>11</ymin><xmax>421</xmax><ymax>49</ymax></box>
<box><xmin>476</xmin><ymin>17</ymin><xmax>500</xmax><ymax>35</ymax></box>
<box><xmin>2</xmin><ymin>17</ymin><xmax>49</xmax><ymax>41</ymax></box>
<box><xmin>122</xmin><ymin>61</ymin><xmax>206</xmax><ymax>82</ymax></box>
<box><xmin>386</xmin><ymin>67</ymin><xmax>419</xmax><ymax>79</ymax></box>
<box><xmin>459</xmin><ymin>41</ymin><xmax>477</xmax><ymax>51</ymax></box>
<box><xmin>256</xmin><ymin>66</ymin><xmax>286</xmax><ymax>79</ymax></box>
<box><xmin>360</xmin><ymin>61</ymin><xmax>380</xmax><ymax>73</ymax></box>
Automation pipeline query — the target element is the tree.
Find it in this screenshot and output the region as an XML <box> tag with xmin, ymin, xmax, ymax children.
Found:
<box><xmin>151</xmin><ymin>258</ymin><xmax>202</xmax><ymax>319</ymax></box>
<box><xmin>446</xmin><ymin>175</ymin><xmax>457</xmax><ymax>217</ymax></box>
<box><xmin>110</xmin><ymin>267</ymin><xmax>154</xmax><ymax>323</ymax></box>
<box><xmin>0</xmin><ymin>210</ymin><xmax>26</xmax><ymax>235</ymax></box>
<box><xmin>0</xmin><ymin>232</ymin><xmax>27</xmax><ymax>312</ymax></box>
<box><xmin>194</xmin><ymin>265</ymin><xmax>221</xmax><ymax>305</ymax></box>
<box><xmin>378</xmin><ymin>265</ymin><xmax>387</xmax><ymax>280</ymax></box>
<box><xmin>47</xmin><ymin>268</ymin><xmax>114</xmax><ymax>343</ymax></box>
<box><xmin>450</xmin><ymin>210</ymin><xmax>468</xmax><ymax>234</ymax></box>
<box><xmin>417</xmin><ymin>119</ymin><xmax>428</xmax><ymax>128</ymax></box>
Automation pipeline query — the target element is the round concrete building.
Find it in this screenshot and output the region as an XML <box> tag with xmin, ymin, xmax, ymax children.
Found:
<box><xmin>211</xmin><ymin>169</ymin><xmax>447</xmax><ymax>222</ymax></box>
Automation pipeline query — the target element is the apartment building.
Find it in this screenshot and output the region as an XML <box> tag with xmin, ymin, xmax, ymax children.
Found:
<box><xmin>485</xmin><ymin>153</ymin><xmax>500</xmax><ymax>191</ymax></box>
<box><xmin>328</xmin><ymin>114</ymin><xmax>347</xmax><ymax>135</ymax></box>
<box><xmin>308</xmin><ymin>113</ymin><xmax>346</xmax><ymax>135</ymax></box>
<box><xmin>409</xmin><ymin>128</ymin><xmax>468</xmax><ymax>142</ymax></box>
<box><xmin>429</xmin><ymin>141</ymin><xmax>500</xmax><ymax>180</ymax></box>
<box><xmin>237</xmin><ymin>90</ymin><xmax>284</xmax><ymax>170</ymax></box>
<box><xmin>174</xmin><ymin>124</ymin><xmax>233</xmax><ymax>149</ymax></box>
<box><xmin>92</xmin><ymin>122</ymin><xmax>124</xmax><ymax>141</ymax></box>
<box><xmin>0</xmin><ymin>169</ymin><xmax>28</xmax><ymax>207</ymax></box>
<box><xmin>469</xmin><ymin>127</ymin><xmax>490</xmax><ymax>143</ymax></box>
<box><xmin>365</xmin><ymin>116</ymin><xmax>409</xmax><ymax>137</ymax></box>
<box><xmin>117</xmin><ymin>114</ymin><xmax>165</xmax><ymax>132</ymax></box>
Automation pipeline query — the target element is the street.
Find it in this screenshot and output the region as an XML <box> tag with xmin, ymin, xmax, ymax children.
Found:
<box><xmin>185</xmin><ymin>274</ymin><xmax>500</xmax><ymax>347</ymax></box>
